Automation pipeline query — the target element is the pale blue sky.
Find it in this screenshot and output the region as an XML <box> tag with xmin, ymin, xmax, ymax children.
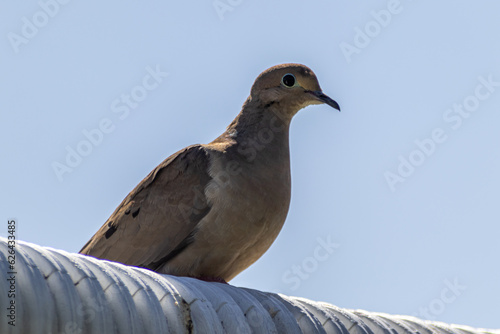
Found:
<box><xmin>2</xmin><ymin>1</ymin><xmax>499</xmax><ymax>328</ymax></box>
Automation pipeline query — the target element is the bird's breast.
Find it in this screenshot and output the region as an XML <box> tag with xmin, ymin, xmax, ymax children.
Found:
<box><xmin>184</xmin><ymin>150</ymin><xmax>292</xmax><ymax>279</ymax></box>
<box><xmin>204</xmin><ymin>153</ymin><xmax>291</xmax><ymax>235</ymax></box>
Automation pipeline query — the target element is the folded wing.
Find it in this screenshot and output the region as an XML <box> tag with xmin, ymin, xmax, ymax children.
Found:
<box><xmin>80</xmin><ymin>145</ymin><xmax>212</xmax><ymax>270</ymax></box>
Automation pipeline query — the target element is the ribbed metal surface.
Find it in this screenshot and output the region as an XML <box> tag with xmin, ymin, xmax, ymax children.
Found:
<box><xmin>0</xmin><ymin>238</ymin><xmax>498</xmax><ymax>334</ymax></box>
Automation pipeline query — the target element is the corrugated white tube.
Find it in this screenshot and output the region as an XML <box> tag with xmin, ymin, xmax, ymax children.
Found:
<box><xmin>0</xmin><ymin>238</ymin><xmax>498</xmax><ymax>334</ymax></box>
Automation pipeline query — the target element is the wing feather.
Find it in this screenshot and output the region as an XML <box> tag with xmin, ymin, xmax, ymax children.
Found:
<box><xmin>80</xmin><ymin>144</ymin><xmax>212</xmax><ymax>270</ymax></box>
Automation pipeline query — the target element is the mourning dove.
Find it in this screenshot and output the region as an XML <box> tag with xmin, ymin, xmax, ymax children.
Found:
<box><xmin>80</xmin><ymin>63</ymin><xmax>340</xmax><ymax>282</ymax></box>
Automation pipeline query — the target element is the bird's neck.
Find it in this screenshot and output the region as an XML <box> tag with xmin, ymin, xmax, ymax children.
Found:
<box><xmin>228</xmin><ymin>97</ymin><xmax>290</xmax><ymax>134</ymax></box>
<box><xmin>206</xmin><ymin>98</ymin><xmax>292</xmax><ymax>193</ymax></box>
<box><xmin>226</xmin><ymin>98</ymin><xmax>292</xmax><ymax>161</ymax></box>
<box><xmin>208</xmin><ymin>97</ymin><xmax>292</xmax><ymax>171</ymax></box>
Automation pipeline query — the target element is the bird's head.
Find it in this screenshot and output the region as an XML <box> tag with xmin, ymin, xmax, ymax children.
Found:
<box><xmin>249</xmin><ymin>63</ymin><xmax>340</xmax><ymax>119</ymax></box>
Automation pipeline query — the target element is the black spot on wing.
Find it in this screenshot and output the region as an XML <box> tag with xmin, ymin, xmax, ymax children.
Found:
<box><xmin>124</xmin><ymin>207</ymin><xmax>141</xmax><ymax>218</ymax></box>
<box><xmin>132</xmin><ymin>207</ymin><xmax>140</xmax><ymax>218</ymax></box>
<box><xmin>105</xmin><ymin>223</ymin><xmax>117</xmax><ymax>239</ymax></box>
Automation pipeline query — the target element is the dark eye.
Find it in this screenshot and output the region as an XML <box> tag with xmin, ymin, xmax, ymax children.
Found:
<box><xmin>281</xmin><ymin>73</ymin><xmax>296</xmax><ymax>87</ymax></box>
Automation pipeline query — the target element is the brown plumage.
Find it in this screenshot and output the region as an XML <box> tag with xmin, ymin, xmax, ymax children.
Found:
<box><xmin>80</xmin><ymin>63</ymin><xmax>340</xmax><ymax>282</ymax></box>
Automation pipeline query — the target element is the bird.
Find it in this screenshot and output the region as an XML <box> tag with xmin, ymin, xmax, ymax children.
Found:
<box><xmin>80</xmin><ymin>63</ymin><xmax>340</xmax><ymax>283</ymax></box>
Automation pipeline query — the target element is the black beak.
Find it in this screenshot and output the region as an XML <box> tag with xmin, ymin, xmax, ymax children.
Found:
<box><xmin>308</xmin><ymin>91</ymin><xmax>341</xmax><ymax>111</ymax></box>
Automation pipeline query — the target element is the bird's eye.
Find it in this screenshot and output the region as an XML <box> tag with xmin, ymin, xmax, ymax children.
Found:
<box><xmin>281</xmin><ymin>73</ymin><xmax>296</xmax><ymax>88</ymax></box>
